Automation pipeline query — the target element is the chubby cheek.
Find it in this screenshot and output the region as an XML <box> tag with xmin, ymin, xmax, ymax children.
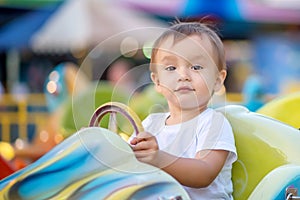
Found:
<box><xmin>154</xmin><ymin>79</ymin><xmax>177</xmax><ymax>102</ymax></box>
<box><xmin>197</xmin><ymin>70</ymin><xmax>217</xmax><ymax>94</ymax></box>
<box><xmin>155</xmin><ymin>81</ymin><xmax>174</xmax><ymax>98</ymax></box>
<box><xmin>154</xmin><ymin>73</ymin><xmax>174</xmax><ymax>90</ymax></box>
<box><xmin>194</xmin><ymin>85</ymin><xmax>211</xmax><ymax>106</ymax></box>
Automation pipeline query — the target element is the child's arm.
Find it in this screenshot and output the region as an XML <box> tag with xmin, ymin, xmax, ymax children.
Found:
<box><xmin>130</xmin><ymin>131</ymin><xmax>229</xmax><ymax>188</ymax></box>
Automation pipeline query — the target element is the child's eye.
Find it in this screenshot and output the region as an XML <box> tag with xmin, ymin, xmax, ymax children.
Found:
<box><xmin>165</xmin><ymin>65</ymin><xmax>176</xmax><ymax>71</ymax></box>
<box><xmin>191</xmin><ymin>65</ymin><xmax>203</xmax><ymax>70</ymax></box>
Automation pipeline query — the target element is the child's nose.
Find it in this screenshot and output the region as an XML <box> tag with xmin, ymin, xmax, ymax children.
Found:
<box><xmin>178</xmin><ymin>67</ymin><xmax>191</xmax><ymax>81</ymax></box>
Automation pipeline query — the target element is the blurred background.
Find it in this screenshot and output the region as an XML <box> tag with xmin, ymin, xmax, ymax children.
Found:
<box><xmin>0</xmin><ymin>0</ymin><xmax>300</xmax><ymax>177</ymax></box>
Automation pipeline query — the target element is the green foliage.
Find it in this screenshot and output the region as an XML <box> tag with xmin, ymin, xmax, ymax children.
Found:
<box><xmin>60</xmin><ymin>82</ymin><xmax>129</xmax><ymax>137</ymax></box>
<box><xmin>60</xmin><ymin>83</ymin><xmax>168</xmax><ymax>138</ymax></box>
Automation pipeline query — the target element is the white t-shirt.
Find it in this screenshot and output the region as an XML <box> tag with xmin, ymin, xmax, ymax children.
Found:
<box><xmin>138</xmin><ymin>108</ymin><xmax>237</xmax><ymax>200</ymax></box>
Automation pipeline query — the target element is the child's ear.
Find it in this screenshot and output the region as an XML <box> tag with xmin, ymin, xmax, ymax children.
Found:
<box><xmin>151</xmin><ymin>72</ymin><xmax>161</xmax><ymax>92</ymax></box>
<box><xmin>151</xmin><ymin>72</ymin><xmax>159</xmax><ymax>85</ymax></box>
<box><xmin>214</xmin><ymin>70</ymin><xmax>227</xmax><ymax>92</ymax></box>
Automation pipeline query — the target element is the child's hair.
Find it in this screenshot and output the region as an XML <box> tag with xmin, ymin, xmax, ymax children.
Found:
<box><xmin>150</xmin><ymin>21</ymin><xmax>226</xmax><ymax>72</ymax></box>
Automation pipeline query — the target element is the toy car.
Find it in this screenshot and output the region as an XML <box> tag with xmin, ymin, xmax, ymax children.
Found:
<box><xmin>0</xmin><ymin>102</ymin><xmax>189</xmax><ymax>200</ymax></box>
<box><xmin>1</xmin><ymin>102</ymin><xmax>300</xmax><ymax>200</ymax></box>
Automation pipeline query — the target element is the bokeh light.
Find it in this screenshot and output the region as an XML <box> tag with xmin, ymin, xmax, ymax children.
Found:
<box><xmin>46</xmin><ymin>80</ymin><xmax>58</xmax><ymax>94</ymax></box>
<box><xmin>142</xmin><ymin>41</ymin><xmax>154</xmax><ymax>59</ymax></box>
<box><xmin>120</xmin><ymin>37</ymin><xmax>139</xmax><ymax>57</ymax></box>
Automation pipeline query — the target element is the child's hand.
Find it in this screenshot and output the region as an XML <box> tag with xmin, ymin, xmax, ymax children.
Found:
<box><xmin>130</xmin><ymin>131</ymin><xmax>159</xmax><ymax>165</ymax></box>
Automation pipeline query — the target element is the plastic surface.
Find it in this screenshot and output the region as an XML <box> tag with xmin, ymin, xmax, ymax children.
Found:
<box><xmin>257</xmin><ymin>92</ymin><xmax>300</xmax><ymax>129</ymax></box>
<box><xmin>0</xmin><ymin>127</ymin><xmax>190</xmax><ymax>200</ymax></box>
<box><xmin>217</xmin><ymin>105</ymin><xmax>300</xmax><ymax>199</ymax></box>
<box><xmin>2</xmin><ymin>103</ymin><xmax>300</xmax><ymax>200</ymax></box>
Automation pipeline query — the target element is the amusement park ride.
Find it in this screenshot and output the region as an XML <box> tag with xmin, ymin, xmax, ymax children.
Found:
<box><xmin>0</xmin><ymin>64</ymin><xmax>300</xmax><ymax>199</ymax></box>
<box><xmin>0</xmin><ymin>94</ymin><xmax>300</xmax><ymax>199</ymax></box>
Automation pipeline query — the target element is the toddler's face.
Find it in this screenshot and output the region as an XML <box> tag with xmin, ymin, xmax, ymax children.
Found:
<box><xmin>151</xmin><ymin>34</ymin><xmax>222</xmax><ymax>110</ymax></box>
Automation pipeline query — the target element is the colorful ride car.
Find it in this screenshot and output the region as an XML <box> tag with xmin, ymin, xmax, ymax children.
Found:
<box><xmin>1</xmin><ymin>103</ymin><xmax>300</xmax><ymax>200</ymax></box>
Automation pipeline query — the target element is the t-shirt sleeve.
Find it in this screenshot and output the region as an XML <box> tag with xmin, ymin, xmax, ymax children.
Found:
<box><xmin>196</xmin><ymin>112</ymin><xmax>237</xmax><ymax>164</ymax></box>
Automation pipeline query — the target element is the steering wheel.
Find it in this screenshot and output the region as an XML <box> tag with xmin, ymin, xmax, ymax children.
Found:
<box><xmin>89</xmin><ymin>102</ymin><xmax>144</xmax><ymax>138</ymax></box>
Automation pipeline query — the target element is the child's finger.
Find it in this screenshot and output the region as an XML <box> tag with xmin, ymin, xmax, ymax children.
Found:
<box><xmin>130</xmin><ymin>137</ymin><xmax>145</xmax><ymax>145</ymax></box>
<box><xmin>132</xmin><ymin>140</ymin><xmax>148</xmax><ymax>151</ymax></box>
<box><xmin>130</xmin><ymin>132</ymin><xmax>152</xmax><ymax>145</ymax></box>
<box><xmin>130</xmin><ymin>137</ymin><xmax>138</xmax><ymax>145</ymax></box>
